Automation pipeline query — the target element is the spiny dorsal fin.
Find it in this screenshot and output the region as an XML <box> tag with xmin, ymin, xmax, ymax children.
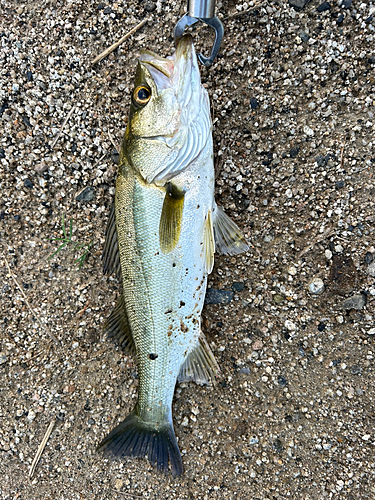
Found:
<box><xmin>104</xmin><ymin>292</ymin><xmax>135</xmax><ymax>355</ymax></box>
<box><xmin>178</xmin><ymin>333</ymin><xmax>219</xmax><ymax>385</ymax></box>
<box><xmin>212</xmin><ymin>204</ymin><xmax>249</xmax><ymax>256</ymax></box>
<box><xmin>159</xmin><ymin>182</ymin><xmax>185</xmax><ymax>254</ymax></box>
<box><xmin>203</xmin><ymin>209</ymin><xmax>215</xmax><ymax>274</ymax></box>
<box><xmin>102</xmin><ymin>202</ymin><xmax>122</xmax><ymax>280</ymax></box>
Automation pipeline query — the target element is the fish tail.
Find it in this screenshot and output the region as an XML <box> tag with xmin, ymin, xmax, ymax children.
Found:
<box><xmin>97</xmin><ymin>407</ymin><xmax>183</xmax><ymax>476</ymax></box>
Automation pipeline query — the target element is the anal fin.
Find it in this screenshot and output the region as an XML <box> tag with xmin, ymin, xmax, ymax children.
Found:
<box><xmin>212</xmin><ymin>204</ymin><xmax>249</xmax><ymax>256</ymax></box>
<box><xmin>159</xmin><ymin>183</ymin><xmax>185</xmax><ymax>254</ymax></box>
<box><xmin>104</xmin><ymin>292</ymin><xmax>135</xmax><ymax>355</ymax></box>
<box><xmin>178</xmin><ymin>333</ymin><xmax>219</xmax><ymax>385</ymax></box>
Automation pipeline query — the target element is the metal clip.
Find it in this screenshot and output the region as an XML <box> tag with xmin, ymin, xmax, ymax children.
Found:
<box><xmin>174</xmin><ymin>0</ymin><xmax>224</xmax><ymax>67</ymax></box>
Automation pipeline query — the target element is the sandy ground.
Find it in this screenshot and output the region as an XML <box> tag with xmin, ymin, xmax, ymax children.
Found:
<box><xmin>1</xmin><ymin>0</ymin><xmax>375</xmax><ymax>498</ymax></box>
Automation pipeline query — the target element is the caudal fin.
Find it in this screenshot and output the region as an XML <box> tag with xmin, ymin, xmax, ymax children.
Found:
<box><xmin>97</xmin><ymin>408</ymin><xmax>183</xmax><ymax>476</ymax></box>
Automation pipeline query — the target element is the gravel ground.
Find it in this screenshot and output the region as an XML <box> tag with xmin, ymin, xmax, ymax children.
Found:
<box><xmin>1</xmin><ymin>0</ymin><xmax>375</xmax><ymax>498</ymax></box>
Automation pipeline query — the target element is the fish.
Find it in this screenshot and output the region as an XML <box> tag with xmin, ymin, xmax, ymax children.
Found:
<box><xmin>98</xmin><ymin>35</ymin><xmax>249</xmax><ymax>476</ymax></box>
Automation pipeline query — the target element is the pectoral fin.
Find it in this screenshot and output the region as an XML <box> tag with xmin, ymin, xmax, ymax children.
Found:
<box><xmin>203</xmin><ymin>209</ymin><xmax>215</xmax><ymax>274</ymax></box>
<box><xmin>213</xmin><ymin>204</ymin><xmax>249</xmax><ymax>256</ymax></box>
<box><xmin>178</xmin><ymin>333</ymin><xmax>219</xmax><ymax>385</ymax></box>
<box><xmin>102</xmin><ymin>202</ymin><xmax>122</xmax><ymax>281</ymax></box>
<box><xmin>104</xmin><ymin>292</ymin><xmax>135</xmax><ymax>355</ymax></box>
<box><xmin>159</xmin><ymin>183</ymin><xmax>185</xmax><ymax>254</ymax></box>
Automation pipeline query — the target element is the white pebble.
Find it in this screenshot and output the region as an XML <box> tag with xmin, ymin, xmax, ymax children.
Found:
<box><xmin>368</xmin><ymin>328</ymin><xmax>375</xmax><ymax>335</ymax></box>
<box><xmin>285</xmin><ymin>320</ymin><xmax>296</xmax><ymax>331</ymax></box>
<box><xmin>308</xmin><ymin>278</ymin><xmax>325</xmax><ymax>295</ymax></box>
<box><xmin>325</xmin><ymin>249</ymin><xmax>332</xmax><ymax>260</ymax></box>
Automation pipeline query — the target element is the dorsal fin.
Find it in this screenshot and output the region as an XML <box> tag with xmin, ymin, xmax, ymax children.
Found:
<box><xmin>159</xmin><ymin>183</ymin><xmax>185</xmax><ymax>254</ymax></box>
<box><xmin>104</xmin><ymin>292</ymin><xmax>135</xmax><ymax>355</ymax></box>
<box><xmin>102</xmin><ymin>202</ymin><xmax>122</xmax><ymax>280</ymax></box>
<box><xmin>212</xmin><ymin>204</ymin><xmax>249</xmax><ymax>256</ymax></box>
<box><xmin>178</xmin><ymin>333</ymin><xmax>219</xmax><ymax>385</ymax></box>
<box><xmin>203</xmin><ymin>209</ymin><xmax>215</xmax><ymax>274</ymax></box>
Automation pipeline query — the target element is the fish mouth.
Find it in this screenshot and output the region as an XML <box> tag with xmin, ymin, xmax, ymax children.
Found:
<box><xmin>139</xmin><ymin>35</ymin><xmax>197</xmax><ymax>94</ymax></box>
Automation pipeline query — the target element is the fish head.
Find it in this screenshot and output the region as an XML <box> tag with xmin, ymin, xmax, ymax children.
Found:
<box><xmin>124</xmin><ymin>35</ymin><xmax>210</xmax><ymax>184</ymax></box>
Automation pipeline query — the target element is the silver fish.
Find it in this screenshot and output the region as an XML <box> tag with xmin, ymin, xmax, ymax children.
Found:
<box><xmin>98</xmin><ymin>35</ymin><xmax>248</xmax><ymax>476</ymax></box>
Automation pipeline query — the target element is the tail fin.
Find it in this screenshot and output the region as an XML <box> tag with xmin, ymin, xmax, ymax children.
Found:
<box><xmin>97</xmin><ymin>407</ymin><xmax>183</xmax><ymax>476</ymax></box>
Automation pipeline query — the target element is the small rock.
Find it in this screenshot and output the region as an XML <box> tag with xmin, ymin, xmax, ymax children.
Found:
<box><xmin>76</xmin><ymin>187</ymin><xmax>95</xmax><ymax>202</ymax></box>
<box><xmin>299</xmin><ymin>31</ymin><xmax>309</xmax><ymax>42</ymax></box>
<box><xmin>250</xmin><ymin>98</ymin><xmax>258</xmax><ymax>109</ymax></box>
<box><xmin>288</xmin><ymin>0</ymin><xmax>311</xmax><ymax>10</ymax></box>
<box><xmin>342</xmin><ymin>294</ymin><xmax>367</xmax><ymax>311</ymax></box>
<box><xmin>334</xmin><ymin>244</ymin><xmax>344</xmax><ymax>253</ymax></box>
<box><xmin>364</xmin><ymin>252</ymin><xmax>374</xmax><ymax>265</ymax></box>
<box><xmin>362</xmin><ymin>434</ymin><xmax>371</xmax><ymax>441</ymax></box>
<box><xmin>252</xmin><ymin>340</ymin><xmax>263</xmax><ymax>351</ymax></box>
<box><xmin>317</xmin><ymin>2</ymin><xmax>331</xmax><ymax>12</ymax></box>
<box><xmin>337</xmin><ymin>13</ymin><xmax>344</xmax><ymax>24</ymax></box>
<box><xmin>288</xmin><ymin>266</ymin><xmax>297</xmax><ymax>276</ymax></box>
<box><xmin>351</xmin><ymin>366</ymin><xmax>361</xmax><ymax>374</ymax></box>
<box><xmin>340</xmin><ymin>0</ymin><xmax>352</xmax><ymax>8</ymax></box>
<box><xmin>308</xmin><ymin>277</ymin><xmax>325</xmax><ymax>295</ymax></box>
<box><xmin>367</xmin><ymin>262</ymin><xmax>375</xmax><ymax>278</ymax></box>
<box><xmin>34</xmin><ymin>162</ymin><xmax>48</xmax><ymax>174</ymax></box>
<box><xmin>273</xmin><ymin>439</ymin><xmax>283</xmax><ymax>453</ymax></box>
<box><xmin>303</xmin><ymin>125</ymin><xmax>314</xmax><ymax>136</ymax></box>
<box><xmin>273</xmin><ymin>294</ymin><xmax>285</xmax><ymax>304</ymax></box>
<box><xmin>240</xmin><ymin>366</ymin><xmax>250</xmax><ymax>375</ymax></box>
<box><xmin>325</xmin><ymin>249</ymin><xmax>333</xmax><ymax>260</ymax></box>
<box><xmin>289</xmin><ymin>147</ymin><xmax>300</xmax><ymax>158</ymax></box>
<box><xmin>0</xmin><ymin>353</ymin><xmax>8</xmax><ymax>365</ymax></box>
<box><xmin>24</xmin><ymin>179</ymin><xmax>34</xmax><ymax>189</ymax></box>
<box><xmin>329</xmin><ymin>254</ymin><xmax>357</xmax><ymax>295</ymax></box>
<box><xmin>335</xmin><ymin>180</ymin><xmax>345</xmax><ymax>189</ymax></box>
<box><xmin>144</xmin><ymin>1</ymin><xmax>156</xmax><ymax>12</ymax></box>
<box><xmin>0</xmin><ymin>148</ymin><xmax>5</xmax><ymax>159</ymax></box>
<box><xmin>103</xmin><ymin>6</ymin><xmax>112</xmax><ymax>14</ymax></box>
<box><xmin>277</xmin><ymin>375</ymin><xmax>287</xmax><ymax>387</ymax></box>
<box><xmin>285</xmin><ymin>320</ymin><xmax>296</xmax><ymax>331</ymax></box>
<box><xmin>26</xmin><ymin>70</ymin><xmax>33</xmax><ymax>82</ymax></box>
<box><xmin>368</xmin><ymin>328</ymin><xmax>375</xmax><ymax>335</ymax></box>
<box><xmin>205</xmin><ymin>289</ymin><xmax>234</xmax><ymax>305</ymax></box>
<box><xmin>232</xmin><ymin>282</ymin><xmax>245</xmax><ymax>292</ymax></box>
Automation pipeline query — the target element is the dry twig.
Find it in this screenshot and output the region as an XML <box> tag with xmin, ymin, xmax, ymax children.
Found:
<box><xmin>91</xmin><ymin>18</ymin><xmax>148</xmax><ymax>65</ymax></box>
<box><xmin>29</xmin><ymin>419</ymin><xmax>56</xmax><ymax>478</ymax></box>
<box><xmin>3</xmin><ymin>253</ymin><xmax>59</xmax><ymax>344</ymax></box>
<box><xmin>298</xmin><ymin>227</ymin><xmax>335</xmax><ymax>257</ymax></box>
<box><xmin>51</xmin><ymin>106</ymin><xmax>76</xmax><ymax>149</ymax></box>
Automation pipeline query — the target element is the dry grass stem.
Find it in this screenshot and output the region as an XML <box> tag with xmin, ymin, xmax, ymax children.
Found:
<box><xmin>299</xmin><ymin>228</ymin><xmax>335</xmax><ymax>257</ymax></box>
<box><xmin>3</xmin><ymin>253</ymin><xmax>59</xmax><ymax>344</ymax></box>
<box><xmin>51</xmin><ymin>106</ymin><xmax>76</xmax><ymax>149</ymax></box>
<box><xmin>29</xmin><ymin>419</ymin><xmax>56</xmax><ymax>478</ymax></box>
<box><xmin>91</xmin><ymin>18</ymin><xmax>148</xmax><ymax>65</ymax></box>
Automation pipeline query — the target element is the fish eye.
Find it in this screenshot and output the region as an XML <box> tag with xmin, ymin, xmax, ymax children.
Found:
<box><xmin>133</xmin><ymin>85</ymin><xmax>151</xmax><ymax>107</ymax></box>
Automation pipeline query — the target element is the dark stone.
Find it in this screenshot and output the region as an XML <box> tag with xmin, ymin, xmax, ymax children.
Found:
<box><xmin>103</xmin><ymin>6</ymin><xmax>112</xmax><ymax>14</ymax></box>
<box><xmin>337</xmin><ymin>14</ymin><xmax>344</xmax><ymax>24</ymax></box>
<box><xmin>273</xmin><ymin>439</ymin><xmax>284</xmax><ymax>453</ymax></box>
<box><xmin>26</xmin><ymin>70</ymin><xmax>33</xmax><ymax>81</ymax></box>
<box><xmin>332</xmin><ymin>358</ymin><xmax>341</xmax><ymax>366</ymax></box>
<box><xmin>0</xmin><ymin>100</ymin><xmax>9</xmax><ymax>117</ymax></box>
<box><xmin>232</xmin><ymin>282</ymin><xmax>245</xmax><ymax>292</ymax></box>
<box><xmin>22</xmin><ymin>115</ymin><xmax>32</xmax><ymax>128</ymax></box>
<box><xmin>277</xmin><ymin>375</ymin><xmax>287</xmax><ymax>387</ymax></box>
<box><xmin>0</xmin><ymin>148</ymin><xmax>5</xmax><ymax>159</ymax></box>
<box><xmin>289</xmin><ymin>147</ymin><xmax>300</xmax><ymax>158</ymax></box>
<box><xmin>368</xmin><ymin>56</ymin><xmax>375</xmax><ymax>65</ymax></box>
<box><xmin>317</xmin><ymin>2</ymin><xmax>331</xmax><ymax>12</ymax></box>
<box><xmin>299</xmin><ymin>31</ymin><xmax>310</xmax><ymax>42</ymax></box>
<box><xmin>342</xmin><ymin>294</ymin><xmax>367</xmax><ymax>311</ymax></box>
<box><xmin>288</xmin><ymin>0</ymin><xmax>311</xmax><ymax>10</ymax></box>
<box><xmin>316</xmin><ymin>155</ymin><xmax>327</xmax><ymax>167</ymax></box>
<box><xmin>76</xmin><ymin>186</ymin><xmax>95</xmax><ymax>202</ymax></box>
<box><xmin>364</xmin><ymin>252</ymin><xmax>374</xmax><ymax>265</ymax></box>
<box><xmin>298</xmin><ymin>346</ymin><xmax>305</xmax><ymax>357</ymax></box>
<box><xmin>144</xmin><ymin>1</ymin><xmax>156</xmax><ymax>12</ymax></box>
<box><xmin>366</xmin><ymin>16</ymin><xmax>373</xmax><ymax>24</ymax></box>
<box><xmin>250</xmin><ymin>98</ymin><xmax>258</xmax><ymax>109</ymax></box>
<box><xmin>87</xmin><ymin>418</ymin><xmax>95</xmax><ymax>425</ymax></box>
<box><xmin>341</xmin><ymin>0</ymin><xmax>352</xmax><ymax>8</ymax></box>
<box><xmin>205</xmin><ymin>288</ymin><xmax>234</xmax><ymax>305</ymax></box>
<box><xmin>335</xmin><ymin>180</ymin><xmax>345</xmax><ymax>189</ymax></box>
<box><xmin>317</xmin><ymin>323</ymin><xmax>326</xmax><ymax>331</ymax></box>
<box><xmin>111</xmin><ymin>150</ymin><xmax>119</xmax><ymax>165</ymax></box>
<box><xmin>328</xmin><ymin>254</ymin><xmax>357</xmax><ymax>295</ymax></box>
<box><xmin>24</xmin><ymin>179</ymin><xmax>33</xmax><ymax>189</ymax></box>
<box><xmin>351</xmin><ymin>366</ymin><xmax>361</xmax><ymax>375</ymax></box>
<box><xmin>97</xmin><ymin>3</ymin><xmax>105</xmax><ymax>9</ymax></box>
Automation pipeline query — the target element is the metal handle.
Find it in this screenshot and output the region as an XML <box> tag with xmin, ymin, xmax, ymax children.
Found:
<box><xmin>188</xmin><ymin>0</ymin><xmax>215</xmax><ymax>19</ymax></box>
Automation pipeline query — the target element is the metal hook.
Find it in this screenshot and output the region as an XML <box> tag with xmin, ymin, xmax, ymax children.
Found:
<box><xmin>174</xmin><ymin>14</ymin><xmax>224</xmax><ymax>67</ymax></box>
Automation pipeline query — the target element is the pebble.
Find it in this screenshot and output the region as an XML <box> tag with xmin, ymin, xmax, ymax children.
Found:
<box><xmin>144</xmin><ymin>1</ymin><xmax>156</xmax><ymax>12</ymax></box>
<box><xmin>289</xmin><ymin>147</ymin><xmax>300</xmax><ymax>158</ymax></box>
<box><xmin>303</xmin><ymin>125</ymin><xmax>314</xmax><ymax>137</ymax></box>
<box><xmin>340</xmin><ymin>0</ymin><xmax>352</xmax><ymax>8</ymax></box>
<box><xmin>232</xmin><ymin>282</ymin><xmax>245</xmax><ymax>292</ymax></box>
<box><xmin>205</xmin><ymin>288</ymin><xmax>234</xmax><ymax>305</ymax></box>
<box><xmin>76</xmin><ymin>187</ymin><xmax>95</xmax><ymax>202</ymax></box>
<box><xmin>367</xmin><ymin>262</ymin><xmax>375</xmax><ymax>278</ymax></box>
<box><xmin>252</xmin><ymin>340</ymin><xmax>263</xmax><ymax>351</ymax></box>
<box><xmin>277</xmin><ymin>376</ymin><xmax>288</xmax><ymax>387</ymax></box>
<box><xmin>0</xmin><ymin>353</ymin><xmax>8</xmax><ymax>365</ymax></box>
<box><xmin>273</xmin><ymin>294</ymin><xmax>285</xmax><ymax>304</ymax></box>
<box><xmin>317</xmin><ymin>2</ymin><xmax>331</xmax><ymax>12</ymax></box>
<box><xmin>364</xmin><ymin>252</ymin><xmax>374</xmax><ymax>265</ymax></box>
<box><xmin>285</xmin><ymin>320</ymin><xmax>296</xmax><ymax>331</ymax></box>
<box><xmin>288</xmin><ymin>266</ymin><xmax>297</xmax><ymax>276</ymax></box>
<box><xmin>342</xmin><ymin>294</ymin><xmax>367</xmax><ymax>311</ymax></box>
<box><xmin>351</xmin><ymin>366</ymin><xmax>361</xmax><ymax>375</ymax></box>
<box><xmin>308</xmin><ymin>277</ymin><xmax>325</xmax><ymax>295</ymax></box>
<box><xmin>299</xmin><ymin>31</ymin><xmax>309</xmax><ymax>43</ymax></box>
<box><xmin>250</xmin><ymin>98</ymin><xmax>258</xmax><ymax>109</ymax></box>
<box><xmin>288</xmin><ymin>0</ymin><xmax>310</xmax><ymax>10</ymax></box>
<box><xmin>329</xmin><ymin>255</ymin><xmax>357</xmax><ymax>296</ymax></box>
<box><xmin>368</xmin><ymin>328</ymin><xmax>375</xmax><ymax>335</ymax></box>
<box><xmin>325</xmin><ymin>249</ymin><xmax>333</xmax><ymax>260</ymax></box>
<box><xmin>24</xmin><ymin>179</ymin><xmax>34</xmax><ymax>189</ymax></box>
